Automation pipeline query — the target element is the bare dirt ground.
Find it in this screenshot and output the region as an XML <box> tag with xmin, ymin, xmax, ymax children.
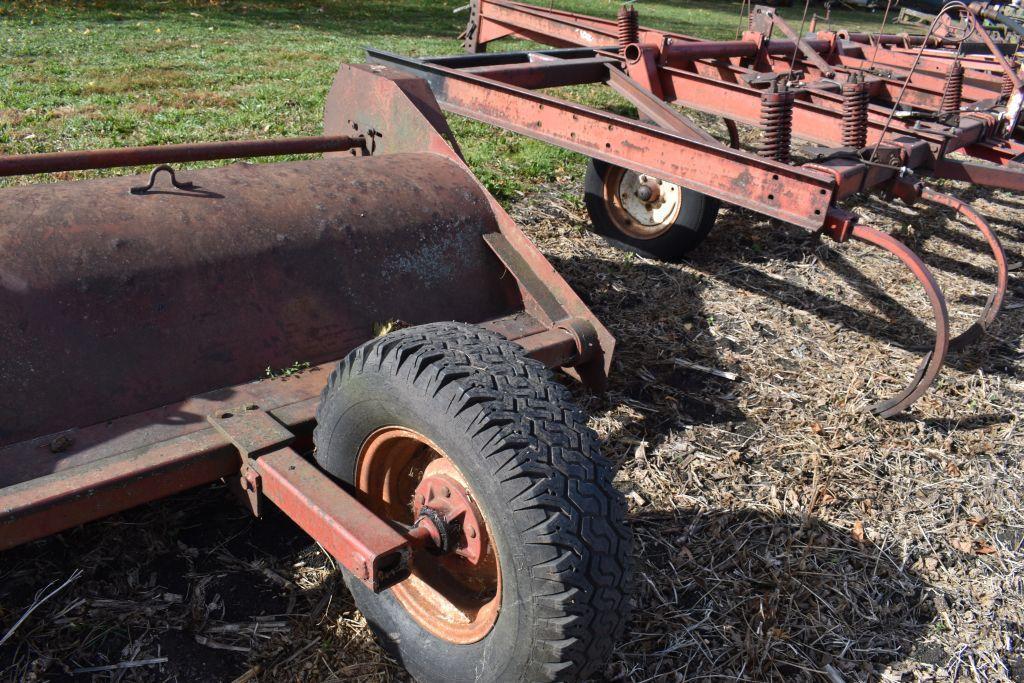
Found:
<box><xmin>1</xmin><ymin>165</ymin><xmax>1023</xmax><ymax>681</ymax></box>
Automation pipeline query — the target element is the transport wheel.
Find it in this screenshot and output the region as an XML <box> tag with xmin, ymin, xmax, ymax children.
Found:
<box><xmin>313</xmin><ymin>322</ymin><xmax>631</xmax><ymax>682</ymax></box>
<box><xmin>584</xmin><ymin>158</ymin><xmax>719</xmax><ymax>261</ymax></box>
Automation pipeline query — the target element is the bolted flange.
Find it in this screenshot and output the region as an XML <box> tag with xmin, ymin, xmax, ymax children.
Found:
<box><xmin>411</xmin><ymin>472</ymin><xmax>486</xmax><ymax>563</ymax></box>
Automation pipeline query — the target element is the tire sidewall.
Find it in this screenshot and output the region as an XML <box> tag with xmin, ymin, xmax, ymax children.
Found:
<box><xmin>584</xmin><ymin>158</ymin><xmax>719</xmax><ymax>262</ymax></box>
<box><xmin>316</xmin><ymin>368</ymin><xmax>534</xmax><ymax>683</ymax></box>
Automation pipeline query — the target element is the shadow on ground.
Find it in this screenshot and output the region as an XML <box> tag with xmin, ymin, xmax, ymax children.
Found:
<box><xmin>0</xmin><ymin>483</ymin><xmax>942</xmax><ymax>682</ymax></box>
<box><xmin>684</xmin><ymin>206</ymin><xmax>1022</xmax><ymax>381</ymax></box>
<box><xmin>616</xmin><ymin>507</ymin><xmax>938</xmax><ymax>681</ymax></box>
<box><xmin>0</xmin><ymin>484</ymin><xmax>369</xmax><ymax>681</ymax></box>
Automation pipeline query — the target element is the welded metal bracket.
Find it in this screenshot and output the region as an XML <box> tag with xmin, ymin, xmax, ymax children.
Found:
<box><xmin>206</xmin><ymin>405</ymin><xmax>411</xmax><ymax>592</ymax></box>
<box><xmin>208</xmin><ymin>404</ymin><xmax>295</xmax><ymax>457</ymax></box>
<box><xmin>750</xmin><ymin>5</ymin><xmax>837</xmax><ymax>78</ymax></box>
<box><xmin>207</xmin><ymin>404</ymin><xmax>295</xmax><ymax>517</ymax></box>
<box><xmin>483</xmin><ymin>232</ymin><xmax>568</xmax><ymax>325</ymax></box>
<box><xmin>483</xmin><ymin>232</ymin><xmax>602</xmax><ymax>372</ymax></box>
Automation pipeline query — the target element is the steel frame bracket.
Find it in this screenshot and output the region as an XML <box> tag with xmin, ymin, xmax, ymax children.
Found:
<box><xmin>822</xmin><ymin>207</ymin><xmax>859</xmax><ymax>242</ymax></box>
<box><xmin>206</xmin><ymin>405</ymin><xmax>411</xmax><ymax>592</ymax></box>
<box><xmin>751</xmin><ymin>5</ymin><xmax>837</xmax><ymax>78</ymax></box>
<box><xmin>207</xmin><ymin>404</ymin><xmax>295</xmax><ymax>517</ymax></box>
<box><xmin>482</xmin><ymin>232</ymin><xmax>602</xmax><ymax>370</ymax></box>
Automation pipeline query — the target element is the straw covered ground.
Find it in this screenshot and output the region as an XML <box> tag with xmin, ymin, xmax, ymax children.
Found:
<box><xmin>2</xmin><ymin>1</ymin><xmax>1023</xmax><ymax>682</ymax></box>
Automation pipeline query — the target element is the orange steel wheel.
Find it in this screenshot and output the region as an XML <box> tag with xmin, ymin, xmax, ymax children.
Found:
<box><xmin>356</xmin><ymin>427</ymin><xmax>500</xmax><ymax>644</ymax></box>
<box><xmin>312</xmin><ymin>322</ymin><xmax>632</xmax><ymax>682</ymax></box>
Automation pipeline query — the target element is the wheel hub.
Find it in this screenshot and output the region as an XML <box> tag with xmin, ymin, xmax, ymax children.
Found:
<box><xmin>356</xmin><ymin>427</ymin><xmax>501</xmax><ymax>644</ymax></box>
<box><xmin>412</xmin><ymin>472</ymin><xmax>486</xmax><ymax>563</ymax></box>
<box><xmin>603</xmin><ymin>167</ymin><xmax>683</xmax><ymax>240</ymax></box>
<box><xmin>635</xmin><ymin>178</ymin><xmax>660</xmax><ymax>202</ymax></box>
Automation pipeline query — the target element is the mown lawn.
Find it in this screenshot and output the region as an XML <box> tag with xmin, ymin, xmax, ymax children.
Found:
<box><xmin>1</xmin><ymin>0</ymin><xmax>880</xmax><ymax>198</ymax></box>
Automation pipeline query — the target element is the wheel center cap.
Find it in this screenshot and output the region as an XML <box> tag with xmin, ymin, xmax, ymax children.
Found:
<box><xmin>636</xmin><ymin>179</ymin><xmax>660</xmax><ymax>202</ymax></box>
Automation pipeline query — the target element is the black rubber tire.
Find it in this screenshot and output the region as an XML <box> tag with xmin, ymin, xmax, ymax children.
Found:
<box><xmin>313</xmin><ymin>322</ymin><xmax>632</xmax><ymax>683</ymax></box>
<box><xmin>583</xmin><ymin>158</ymin><xmax>719</xmax><ymax>262</ymax></box>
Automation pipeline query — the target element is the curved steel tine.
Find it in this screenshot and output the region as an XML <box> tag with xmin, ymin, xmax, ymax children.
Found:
<box><xmin>850</xmin><ymin>225</ymin><xmax>951</xmax><ymax>418</ymax></box>
<box><xmin>919</xmin><ymin>186</ymin><xmax>1008</xmax><ymax>351</ymax></box>
<box><xmin>723</xmin><ymin>118</ymin><xmax>741</xmax><ymax>149</ymax></box>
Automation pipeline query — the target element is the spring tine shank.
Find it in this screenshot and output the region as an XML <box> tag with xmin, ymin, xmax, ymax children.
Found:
<box><xmin>919</xmin><ymin>187</ymin><xmax>1008</xmax><ymax>350</ymax></box>
<box><xmin>849</xmin><ymin>225</ymin><xmax>951</xmax><ymax>417</ymax></box>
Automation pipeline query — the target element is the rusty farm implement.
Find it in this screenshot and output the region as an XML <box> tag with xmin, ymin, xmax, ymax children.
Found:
<box><xmin>807</xmin><ymin>1</ymin><xmax>1024</xmax><ymax>122</ymax></box>
<box><xmin>364</xmin><ymin>0</ymin><xmax>1024</xmax><ymax>417</ymax></box>
<box><xmin>0</xmin><ymin>64</ymin><xmax>631</xmax><ymax>682</ymax></box>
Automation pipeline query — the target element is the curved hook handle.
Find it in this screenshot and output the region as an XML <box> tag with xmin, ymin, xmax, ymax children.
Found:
<box><xmin>850</xmin><ymin>224</ymin><xmax>951</xmax><ymax>418</ymax></box>
<box><xmin>130</xmin><ymin>164</ymin><xmax>196</xmax><ymax>195</ymax></box>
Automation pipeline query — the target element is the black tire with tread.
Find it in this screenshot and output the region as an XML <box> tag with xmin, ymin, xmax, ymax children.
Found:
<box><xmin>313</xmin><ymin>322</ymin><xmax>631</xmax><ymax>682</ymax></box>
<box><xmin>584</xmin><ymin>158</ymin><xmax>719</xmax><ymax>262</ymax></box>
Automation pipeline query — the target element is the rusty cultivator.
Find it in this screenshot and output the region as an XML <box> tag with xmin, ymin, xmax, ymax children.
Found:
<box><xmin>366</xmin><ymin>0</ymin><xmax>1024</xmax><ymax>417</ymax></box>
<box><xmin>0</xmin><ymin>65</ymin><xmax>632</xmax><ymax>681</ymax></box>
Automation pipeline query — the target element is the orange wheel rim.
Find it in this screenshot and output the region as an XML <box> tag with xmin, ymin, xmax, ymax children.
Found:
<box><xmin>602</xmin><ymin>166</ymin><xmax>683</xmax><ymax>240</ymax></box>
<box><xmin>356</xmin><ymin>427</ymin><xmax>501</xmax><ymax>644</ymax></box>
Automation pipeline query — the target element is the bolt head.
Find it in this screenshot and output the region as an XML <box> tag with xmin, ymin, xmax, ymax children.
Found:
<box><xmin>468</xmin><ymin>527</ymin><xmax>478</xmax><ymax>539</ymax></box>
<box><xmin>441</xmin><ymin>486</ymin><xmax>451</xmax><ymax>498</ymax></box>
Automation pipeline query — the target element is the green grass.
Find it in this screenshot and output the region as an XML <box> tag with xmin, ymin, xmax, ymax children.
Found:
<box><xmin>0</xmin><ymin>0</ymin><xmax>881</xmax><ymax>198</ymax></box>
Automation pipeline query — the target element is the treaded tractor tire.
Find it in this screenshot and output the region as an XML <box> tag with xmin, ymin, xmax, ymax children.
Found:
<box><xmin>584</xmin><ymin>158</ymin><xmax>719</xmax><ymax>261</ymax></box>
<box><xmin>313</xmin><ymin>322</ymin><xmax>631</xmax><ymax>683</ymax></box>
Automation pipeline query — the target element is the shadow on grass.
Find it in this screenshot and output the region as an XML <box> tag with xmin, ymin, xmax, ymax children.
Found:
<box><xmin>3</xmin><ymin>0</ymin><xmax>465</xmax><ymax>39</ymax></box>
<box><xmin>4</xmin><ymin>0</ymin><xmax>886</xmax><ymax>43</ymax></box>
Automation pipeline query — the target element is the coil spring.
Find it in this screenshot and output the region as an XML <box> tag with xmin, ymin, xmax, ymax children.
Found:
<box><xmin>1001</xmin><ymin>65</ymin><xmax>1016</xmax><ymax>100</ymax></box>
<box><xmin>940</xmin><ymin>61</ymin><xmax>965</xmax><ymax>116</ymax></box>
<box><xmin>758</xmin><ymin>85</ymin><xmax>795</xmax><ymax>163</ymax></box>
<box><xmin>617</xmin><ymin>4</ymin><xmax>639</xmax><ymax>51</ymax></box>
<box><xmin>841</xmin><ymin>75</ymin><xmax>869</xmax><ymax>150</ymax></box>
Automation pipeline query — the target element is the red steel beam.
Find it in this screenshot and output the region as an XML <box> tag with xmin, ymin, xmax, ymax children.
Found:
<box><xmin>652</xmin><ymin>55</ymin><xmax>1000</xmax><ymax>149</ymax></box>
<box><xmin>0</xmin><ymin>307</ymin><xmax>593</xmax><ymax>553</ymax></box>
<box><xmin>931</xmin><ymin>157</ymin><xmax>1024</xmax><ymax>190</ymax></box>
<box><xmin>367</xmin><ymin>50</ymin><xmax>835</xmax><ymax>229</ymax></box>
<box><xmin>0</xmin><ymin>135</ymin><xmax>365</xmax><ymax>177</ymax></box>
<box><xmin>653</xmin><ymin>63</ymin><xmax>961</xmax><ymax>150</ymax></box>
<box><xmin>256</xmin><ymin>447</ymin><xmax>411</xmax><ymax>592</ymax></box>
<box><xmin>471</xmin><ymin>1</ymin><xmax>1008</xmax><ymax>140</ymax></box>
<box><xmin>464</xmin><ymin>56</ymin><xmax>614</xmax><ymax>88</ymax></box>
<box><xmin>966</xmin><ymin>139</ymin><xmax>1024</xmax><ymax>163</ymax></box>
<box><xmin>474</xmin><ymin>4</ymin><xmax>612</xmax><ymax>48</ymax></box>
<box><xmin>473</xmin><ymin>0</ymin><xmax>1014</xmax><ymax>114</ymax></box>
<box><xmin>849</xmin><ymin>41</ymin><xmax>1010</xmax><ymax>74</ymax></box>
<box><xmin>829</xmin><ymin>53</ymin><xmax>1002</xmax><ymax>102</ymax></box>
<box><xmin>659</xmin><ymin>38</ymin><xmax>834</xmax><ymax>62</ymax></box>
<box><xmin>0</xmin><ymin>427</ymin><xmax>246</xmax><ymax>551</ymax></box>
<box><xmin>471</xmin><ymin>0</ymin><xmax>619</xmax><ymax>49</ymax></box>
<box><xmin>757</xmin><ymin>53</ymin><xmax>999</xmax><ymax>109</ymax></box>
